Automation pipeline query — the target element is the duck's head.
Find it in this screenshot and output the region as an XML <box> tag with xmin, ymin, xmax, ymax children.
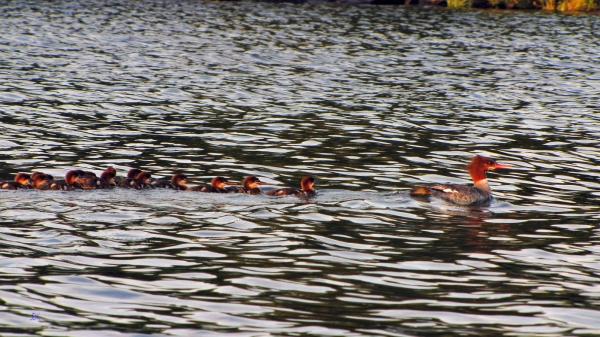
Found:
<box><xmin>466</xmin><ymin>155</ymin><xmax>511</xmax><ymax>183</ymax></box>
<box><xmin>104</xmin><ymin>167</ymin><xmax>117</xmax><ymax>177</ymax></box>
<box><xmin>127</xmin><ymin>168</ymin><xmax>142</xmax><ymax>179</ymax></box>
<box><xmin>100</xmin><ymin>171</ymin><xmax>116</xmax><ymax>185</ymax></box>
<box><xmin>172</xmin><ymin>173</ymin><xmax>188</xmax><ymax>187</ymax></box>
<box><xmin>31</xmin><ymin>172</ymin><xmax>53</xmax><ymax>187</ymax></box>
<box><xmin>212</xmin><ymin>176</ymin><xmax>235</xmax><ymax>189</ymax></box>
<box><xmin>135</xmin><ymin>172</ymin><xmax>152</xmax><ymax>184</ymax></box>
<box><xmin>300</xmin><ymin>176</ymin><xmax>315</xmax><ymax>191</ymax></box>
<box><xmin>31</xmin><ymin>171</ymin><xmax>53</xmax><ymax>181</ymax></box>
<box><xmin>14</xmin><ymin>173</ymin><xmax>33</xmax><ymax>186</ymax></box>
<box><xmin>243</xmin><ymin>176</ymin><xmax>265</xmax><ymax>189</ymax></box>
<box><xmin>65</xmin><ymin>170</ymin><xmax>82</xmax><ymax>185</ymax></box>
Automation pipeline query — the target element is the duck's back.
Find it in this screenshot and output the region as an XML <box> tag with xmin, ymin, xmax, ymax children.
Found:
<box><xmin>152</xmin><ymin>180</ymin><xmax>176</xmax><ymax>189</ymax></box>
<box><xmin>266</xmin><ymin>188</ymin><xmax>315</xmax><ymax>196</ymax></box>
<box><xmin>429</xmin><ymin>184</ymin><xmax>492</xmax><ymax>206</ymax></box>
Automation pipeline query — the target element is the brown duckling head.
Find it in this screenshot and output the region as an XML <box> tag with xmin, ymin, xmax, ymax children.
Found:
<box><xmin>135</xmin><ymin>172</ymin><xmax>152</xmax><ymax>184</ymax></box>
<box><xmin>242</xmin><ymin>176</ymin><xmax>265</xmax><ymax>190</ymax></box>
<box><xmin>127</xmin><ymin>168</ymin><xmax>143</xmax><ymax>179</ymax></box>
<box><xmin>14</xmin><ymin>173</ymin><xmax>33</xmax><ymax>187</ymax></box>
<box><xmin>212</xmin><ymin>176</ymin><xmax>235</xmax><ymax>189</ymax></box>
<box><xmin>171</xmin><ymin>173</ymin><xmax>188</xmax><ymax>187</ymax></box>
<box><xmin>300</xmin><ymin>176</ymin><xmax>315</xmax><ymax>192</ymax></box>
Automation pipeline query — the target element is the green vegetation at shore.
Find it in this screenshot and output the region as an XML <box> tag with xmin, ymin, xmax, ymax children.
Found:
<box><xmin>249</xmin><ymin>0</ymin><xmax>598</xmax><ymax>12</ymax></box>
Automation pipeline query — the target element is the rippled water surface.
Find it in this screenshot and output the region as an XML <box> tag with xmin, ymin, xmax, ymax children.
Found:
<box><xmin>1</xmin><ymin>0</ymin><xmax>600</xmax><ymax>336</ymax></box>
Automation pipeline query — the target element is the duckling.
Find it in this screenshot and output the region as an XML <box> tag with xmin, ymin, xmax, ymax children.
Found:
<box><xmin>113</xmin><ymin>168</ymin><xmax>142</xmax><ymax>185</ymax></box>
<box><xmin>152</xmin><ymin>173</ymin><xmax>188</xmax><ymax>190</ymax></box>
<box><xmin>188</xmin><ymin>176</ymin><xmax>235</xmax><ymax>193</ymax></box>
<box><xmin>31</xmin><ymin>172</ymin><xmax>55</xmax><ymax>190</ymax></box>
<box><xmin>118</xmin><ymin>171</ymin><xmax>152</xmax><ymax>189</ymax></box>
<box><xmin>265</xmin><ymin>176</ymin><xmax>316</xmax><ymax>197</ymax></box>
<box><xmin>1</xmin><ymin>172</ymin><xmax>33</xmax><ymax>190</ymax></box>
<box><xmin>229</xmin><ymin>176</ymin><xmax>266</xmax><ymax>195</ymax></box>
<box><xmin>49</xmin><ymin>170</ymin><xmax>80</xmax><ymax>191</ymax></box>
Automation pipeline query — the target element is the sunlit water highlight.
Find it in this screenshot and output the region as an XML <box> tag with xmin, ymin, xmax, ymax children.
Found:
<box><xmin>1</xmin><ymin>0</ymin><xmax>600</xmax><ymax>336</ymax></box>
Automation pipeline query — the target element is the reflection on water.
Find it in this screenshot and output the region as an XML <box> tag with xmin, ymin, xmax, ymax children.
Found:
<box><xmin>1</xmin><ymin>0</ymin><xmax>600</xmax><ymax>336</ymax></box>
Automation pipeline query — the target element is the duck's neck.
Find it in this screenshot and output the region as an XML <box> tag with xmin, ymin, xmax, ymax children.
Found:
<box><xmin>470</xmin><ymin>168</ymin><xmax>491</xmax><ymax>193</ymax></box>
<box><xmin>473</xmin><ymin>178</ymin><xmax>491</xmax><ymax>194</ymax></box>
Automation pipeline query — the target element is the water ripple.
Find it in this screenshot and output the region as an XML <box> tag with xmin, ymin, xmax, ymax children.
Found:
<box><xmin>1</xmin><ymin>1</ymin><xmax>599</xmax><ymax>336</ymax></box>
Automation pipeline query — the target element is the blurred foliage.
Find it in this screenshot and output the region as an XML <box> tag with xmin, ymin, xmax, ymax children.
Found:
<box><xmin>367</xmin><ymin>0</ymin><xmax>598</xmax><ymax>10</ymax></box>
<box><xmin>447</xmin><ymin>0</ymin><xmax>472</xmax><ymax>7</ymax></box>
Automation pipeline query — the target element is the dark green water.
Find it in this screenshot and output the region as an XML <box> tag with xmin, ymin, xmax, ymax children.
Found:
<box><xmin>1</xmin><ymin>1</ymin><xmax>600</xmax><ymax>336</ymax></box>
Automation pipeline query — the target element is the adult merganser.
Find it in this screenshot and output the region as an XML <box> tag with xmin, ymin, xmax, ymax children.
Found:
<box><xmin>229</xmin><ymin>176</ymin><xmax>266</xmax><ymax>195</ymax></box>
<box><xmin>118</xmin><ymin>171</ymin><xmax>152</xmax><ymax>189</ymax></box>
<box><xmin>189</xmin><ymin>176</ymin><xmax>235</xmax><ymax>193</ymax></box>
<box><xmin>409</xmin><ymin>155</ymin><xmax>511</xmax><ymax>206</ymax></box>
<box><xmin>152</xmin><ymin>173</ymin><xmax>188</xmax><ymax>190</ymax></box>
<box><xmin>265</xmin><ymin>176</ymin><xmax>316</xmax><ymax>197</ymax></box>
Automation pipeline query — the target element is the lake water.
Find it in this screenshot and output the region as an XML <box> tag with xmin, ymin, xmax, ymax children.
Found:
<box><xmin>1</xmin><ymin>0</ymin><xmax>600</xmax><ymax>336</ymax></box>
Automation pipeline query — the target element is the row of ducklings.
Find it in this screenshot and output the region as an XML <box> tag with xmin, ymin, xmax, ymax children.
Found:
<box><xmin>0</xmin><ymin>167</ymin><xmax>316</xmax><ymax>196</ymax></box>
